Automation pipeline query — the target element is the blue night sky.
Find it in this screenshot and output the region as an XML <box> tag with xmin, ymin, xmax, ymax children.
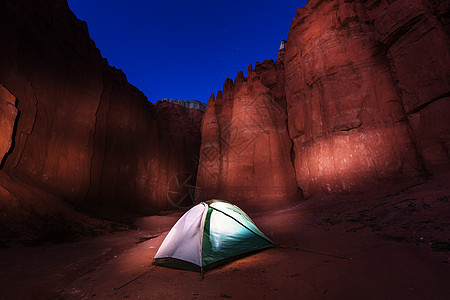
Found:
<box><xmin>68</xmin><ymin>0</ymin><xmax>308</xmax><ymax>103</ymax></box>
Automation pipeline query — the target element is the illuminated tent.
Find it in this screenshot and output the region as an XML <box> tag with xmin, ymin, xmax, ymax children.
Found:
<box><xmin>153</xmin><ymin>200</ymin><xmax>274</xmax><ymax>272</ymax></box>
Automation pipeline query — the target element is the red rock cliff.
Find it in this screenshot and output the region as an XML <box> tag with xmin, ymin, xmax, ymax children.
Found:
<box><xmin>195</xmin><ymin>58</ymin><xmax>299</xmax><ymax>211</ymax></box>
<box><xmin>0</xmin><ymin>85</ymin><xmax>18</xmax><ymax>166</ymax></box>
<box><xmin>285</xmin><ymin>0</ymin><xmax>449</xmax><ymax>197</ymax></box>
<box><xmin>0</xmin><ymin>0</ymin><xmax>203</xmax><ymax>223</ymax></box>
<box><xmin>197</xmin><ymin>0</ymin><xmax>450</xmax><ymax>204</ymax></box>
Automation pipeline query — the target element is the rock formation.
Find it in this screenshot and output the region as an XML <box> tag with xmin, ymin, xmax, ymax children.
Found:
<box><xmin>0</xmin><ymin>85</ymin><xmax>18</xmax><ymax>166</ymax></box>
<box><xmin>195</xmin><ymin>56</ymin><xmax>299</xmax><ymax>211</ymax></box>
<box><xmin>160</xmin><ymin>98</ymin><xmax>207</xmax><ymax>112</ymax></box>
<box><xmin>151</xmin><ymin>100</ymin><xmax>203</xmax><ymax>209</ymax></box>
<box><xmin>284</xmin><ymin>0</ymin><xmax>449</xmax><ymax>196</ymax></box>
<box><xmin>0</xmin><ymin>0</ymin><xmax>204</xmax><ymax>237</ymax></box>
<box><xmin>197</xmin><ymin>0</ymin><xmax>450</xmax><ymax>203</ymax></box>
<box><xmin>0</xmin><ymin>0</ymin><xmax>448</xmax><ymax>237</ymax></box>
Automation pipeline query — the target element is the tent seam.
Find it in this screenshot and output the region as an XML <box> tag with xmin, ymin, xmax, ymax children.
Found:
<box><xmin>199</xmin><ymin>202</ymin><xmax>209</xmax><ymax>268</ymax></box>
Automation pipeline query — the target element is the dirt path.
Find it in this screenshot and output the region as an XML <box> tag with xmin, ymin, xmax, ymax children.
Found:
<box><xmin>1</xmin><ymin>178</ymin><xmax>449</xmax><ymax>299</ymax></box>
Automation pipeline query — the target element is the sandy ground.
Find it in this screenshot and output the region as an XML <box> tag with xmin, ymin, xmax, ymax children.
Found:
<box><xmin>0</xmin><ymin>175</ymin><xmax>449</xmax><ymax>299</ymax></box>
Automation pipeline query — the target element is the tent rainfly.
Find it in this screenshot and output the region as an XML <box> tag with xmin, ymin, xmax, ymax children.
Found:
<box><xmin>153</xmin><ymin>200</ymin><xmax>275</xmax><ymax>272</ymax></box>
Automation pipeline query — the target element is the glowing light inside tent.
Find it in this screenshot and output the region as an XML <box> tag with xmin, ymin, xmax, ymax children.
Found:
<box><xmin>155</xmin><ymin>200</ymin><xmax>274</xmax><ymax>270</ymax></box>
<box><xmin>209</xmin><ymin>210</ymin><xmax>244</xmax><ymax>250</ymax></box>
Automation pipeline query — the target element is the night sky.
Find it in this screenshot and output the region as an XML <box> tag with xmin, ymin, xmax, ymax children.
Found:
<box><xmin>68</xmin><ymin>0</ymin><xmax>308</xmax><ymax>103</ymax></box>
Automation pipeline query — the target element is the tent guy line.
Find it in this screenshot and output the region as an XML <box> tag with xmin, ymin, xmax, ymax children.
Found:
<box><xmin>113</xmin><ymin>265</ymin><xmax>157</xmax><ymax>292</ymax></box>
<box><xmin>281</xmin><ymin>246</ymin><xmax>352</xmax><ymax>260</ymax></box>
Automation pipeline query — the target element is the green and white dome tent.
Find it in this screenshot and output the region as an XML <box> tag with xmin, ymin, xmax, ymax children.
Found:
<box><xmin>153</xmin><ymin>200</ymin><xmax>275</xmax><ymax>272</ymax></box>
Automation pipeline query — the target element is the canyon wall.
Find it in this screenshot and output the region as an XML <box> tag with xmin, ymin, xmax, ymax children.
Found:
<box><xmin>0</xmin><ymin>0</ymin><xmax>203</xmax><ymax>221</ymax></box>
<box><xmin>0</xmin><ymin>0</ymin><xmax>448</xmax><ymax>225</ymax></box>
<box><xmin>195</xmin><ymin>58</ymin><xmax>299</xmax><ymax>210</ymax></box>
<box><xmin>197</xmin><ymin>0</ymin><xmax>450</xmax><ymax>203</ymax></box>
<box><xmin>285</xmin><ymin>0</ymin><xmax>449</xmax><ymax>196</ymax></box>
<box><xmin>160</xmin><ymin>98</ymin><xmax>207</xmax><ymax>112</ymax></box>
<box><xmin>0</xmin><ymin>85</ymin><xmax>18</xmax><ymax>166</ymax></box>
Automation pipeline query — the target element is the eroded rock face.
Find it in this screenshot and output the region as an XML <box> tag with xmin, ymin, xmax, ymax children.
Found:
<box><xmin>284</xmin><ymin>0</ymin><xmax>449</xmax><ymax>197</ymax></box>
<box><xmin>196</xmin><ymin>59</ymin><xmax>299</xmax><ymax>210</ymax></box>
<box><xmin>198</xmin><ymin>0</ymin><xmax>449</xmax><ymax>203</ymax></box>
<box><xmin>0</xmin><ymin>0</ymin><xmax>106</xmax><ymax>202</ymax></box>
<box><xmin>159</xmin><ymin>98</ymin><xmax>207</xmax><ymax>112</ymax></box>
<box><xmin>0</xmin><ymin>0</ymin><xmax>203</xmax><ymax>218</ymax></box>
<box><xmin>151</xmin><ymin>100</ymin><xmax>204</xmax><ymax>209</ymax></box>
<box><xmin>0</xmin><ymin>85</ymin><xmax>18</xmax><ymax>166</ymax></box>
<box><xmin>1</xmin><ymin>0</ymin><xmax>448</xmax><ymax>224</ymax></box>
<box><xmin>366</xmin><ymin>0</ymin><xmax>450</xmax><ymax>173</ymax></box>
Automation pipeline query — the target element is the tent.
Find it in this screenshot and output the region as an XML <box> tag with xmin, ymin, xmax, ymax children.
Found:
<box><xmin>153</xmin><ymin>200</ymin><xmax>275</xmax><ymax>272</ymax></box>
